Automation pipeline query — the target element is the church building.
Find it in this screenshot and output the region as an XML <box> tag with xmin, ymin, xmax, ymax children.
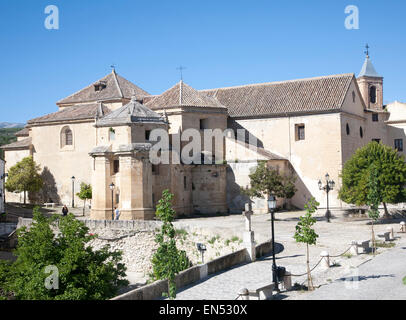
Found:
<box><xmin>2</xmin><ymin>52</ymin><xmax>405</xmax><ymax>218</ymax></box>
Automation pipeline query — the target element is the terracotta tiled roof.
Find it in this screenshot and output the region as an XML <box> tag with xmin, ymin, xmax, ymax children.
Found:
<box><xmin>96</xmin><ymin>97</ymin><xmax>166</xmax><ymax>127</ymax></box>
<box><xmin>15</xmin><ymin>128</ymin><xmax>29</xmax><ymax>137</ymax></box>
<box><xmin>145</xmin><ymin>81</ymin><xmax>227</xmax><ymax>110</ymax></box>
<box><xmin>57</xmin><ymin>70</ymin><xmax>150</xmax><ymax>105</ymax></box>
<box><xmin>27</xmin><ymin>103</ymin><xmax>111</xmax><ymax>125</ymax></box>
<box><xmin>1</xmin><ymin>137</ymin><xmax>32</xmax><ymax>150</ymax></box>
<box><xmin>200</xmin><ymin>74</ymin><xmax>354</xmax><ymax>118</ymax></box>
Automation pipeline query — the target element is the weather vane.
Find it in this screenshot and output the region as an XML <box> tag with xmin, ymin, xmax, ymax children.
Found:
<box><xmin>176</xmin><ymin>66</ymin><xmax>187</xmax><ymax>81</ymax></box>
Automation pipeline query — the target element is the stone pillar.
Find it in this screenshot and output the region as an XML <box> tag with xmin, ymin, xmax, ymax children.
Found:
<box><xmin>386</xmin><ymin>227</ymin><xmax>394</xmax><ymax>240</ymax></box>
<box><xmin>243</xmin><ymin>201</ymin><xmax>256</xmax><ymax>262</ymax></box>
<box><xmin>238</xmin><ymin>288</ymin><xmax>249</xmax><ymax>301</ymax></box>
<box><xmin>283</xmin><ymin>272</ymin><xmax>292</xmax><ymax>291</ymax></box>
<box><xmin>320</xmin><ymin>251</ymin><xmax>330</xmax><ymax>269</ymax></box>
<box><xmin>350</xmin><ymin>241</ymin><xmax>359</xmax><ymax>256</ymax></box>
<box><xmin>400</xmin><ymin>221</ymin><xmax>406</xmax><ymax>233</ymax></box>
<box><xmin>90</xmin><ymin>156</ymin><xmax>114</xmax><ymax>220</ymax></box>
<box><xmin>118</xmin><ymin>151</ymin><xmax>154</xmax><ymax>220</ymax></box>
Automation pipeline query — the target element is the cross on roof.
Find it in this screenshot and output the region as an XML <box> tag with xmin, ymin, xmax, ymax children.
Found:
<box><xmin>364</xmin><ymin>44</ymin><xmax>370</xmax><ymax>58</ymax></box>
<box><xmin>176</xmin><ymin>66</ymin><xmax>187</xmax><ymax>81</ymax></box>
<box><xmin>111</xmin><ymin>64</ymin><xmax>116</xmax><ymax>72</ymax></box>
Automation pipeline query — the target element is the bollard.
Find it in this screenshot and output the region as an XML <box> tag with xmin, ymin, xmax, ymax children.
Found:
<box><xmin>400</xmin><ymin>222</ymin><xmax>406</xmax><ymax>233</ymax></box>
<box><xmin>386</xmin><ymin>227</ymin><xmax>394</xmax><ymax>240</ymax></box>
<box><xmin>320</xmin><ymin>251</ymin><xmax>330</xmax><ymax>269</ymax></box>
<box><xmin>350</xmin><ymin>241</ymin><xmax>359</xmax><ymax>256</ymax></box>
<box><xmin>238</xmin><ymin>288</ymin><xmax>249</xmax><ymax>300</ymax></box>
<box><xmin>283</xmin><ymin>272</ymin><xmax>292</xmax><ymax>291</ymax></box>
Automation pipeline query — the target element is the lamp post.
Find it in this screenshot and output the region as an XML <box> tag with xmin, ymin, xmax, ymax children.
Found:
<box><xmin>318</xmin><ymin>173</ymin><xmax>335</xmax><ymax>223</ymax></box>
<box><xmin>268</xmin><ymin>194</ymin><xmax>279</xmax><ymax>292</ymax></box>
<box><xmin>109</xmin><ymin>183</ymin><xmax>115</xmax><ymax>220</ymax></box>
<box><xmin>196</xmin><ymin>243</ymin><xmax>207</xmax><ymax>264</ymax></box>
<box><xmin>71</xmin><ymin>176</ymin><xmax>75</xmax><ymax>208</ymax></box>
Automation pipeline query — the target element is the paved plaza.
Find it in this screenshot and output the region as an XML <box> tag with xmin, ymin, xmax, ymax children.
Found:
<box><xmin>173</xmin><ymin>211</ymin><xmax>406</xmax><ymax>300</ymax></box>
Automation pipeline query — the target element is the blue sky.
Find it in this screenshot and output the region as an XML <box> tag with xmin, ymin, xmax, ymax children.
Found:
<box><xmin>1</xmin><ymin>0</ymin><xmax>405</xmax><ymax>123</ymax></box>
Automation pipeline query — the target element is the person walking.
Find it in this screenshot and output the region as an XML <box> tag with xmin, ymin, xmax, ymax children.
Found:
<box><xmin>115</xmin><ymin>207</ymin><xmax>120</xmax><ymax>220</ymax></box>
<box><xmin>62</xmin><ymin>205</ymin><xmax>68</xmax><ymax>217</ymax></box>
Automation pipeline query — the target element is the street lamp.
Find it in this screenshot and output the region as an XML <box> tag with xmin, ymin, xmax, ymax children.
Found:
<box><xmin>268</xmin><ymin>194</ymin><xmax>280</xmax><ymax>292</ymax></box>
<box><xmin>318</xmin><ymin>173</ymin><xmax>335</xmax><ymax>223</ymax></box>
<box><xmin>71</xmin><ymin>176</ymin><xmax>75</xmax><ymax>208</ymax></box>
<box><xmin>197</xmin><ymin>243</ymin><xmax>207</xmax><ymax>264</ymax></box>
<box><xmin>109</xmin><ymin>183</ymin><xmax>115</xmax><ymax>220</ymax></box>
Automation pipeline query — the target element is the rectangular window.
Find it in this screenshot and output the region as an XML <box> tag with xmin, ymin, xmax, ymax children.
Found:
<box><xmin>152</xmin><ymin>164</ymin><xmax>159</xmax><ymax>175</ymax></box>
<box><xmin>200</xmin><ymin>119</ymin><xmax>208</xmax><ymax>130</ymax></box>
<box><xmin>145</xmin><ymin>130</ymin><xmax>151</xmax><ymax>141</ymax></box>
<box><xmin>295</xmin><ymin>124</ymin><xmax>305</xmax><ymax>141</ymax></box>
<box><xmin>372</xmin><ymin>139</ymin><xmax>381</xmax><ymax>143</ymax></box>
<box><xmin>395</xmin><ymin>139</ymin><xmax>403</xmax><ymax>152</ymax></box>
<box><xmin>115</xmin><ymin>193</ymin><xmax>120</xmax><ymax>204</ymax></box>
<box><xmin>372</xmin><ymin>114</ymin><xmax>379</xmax><ymax>122</ymax></box>
<box><xmin>113</xmin><ymin>160</ymin><xmax>120</xmax><ymax>174</ymax></box>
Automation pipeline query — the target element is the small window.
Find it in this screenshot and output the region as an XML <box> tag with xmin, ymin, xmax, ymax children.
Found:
<box><xmin>346</xmin><ymin>124</ymin><xmax>350</xmax><ymax>135</ymax></box>
<box><xmin>352</xmin><ymin>91</ymin><xmax>356</xmax><ymax>103</ymax></box>
<box><xmin>200</xmin><ymin>119</ymin><xmax>208</xmax><ymax>130</ymax></box>
<box><xmin>145</xmin><ymin>130</ymin><xmax>151</xmax><ymax>141</ymax></box>
<box><xmin>370</xmin><ymin>86</ymin><xmax>377</xmax><ymax>104</ymax></box>
<box><xmin>109</xmin><ymin>128</ymin><xmax>115</xmax><ymax>141</ymax></box>
<box><xmin>65</xmin><ymin>129</ymin><xmax>73</xmax><ymax>145</ymax></box>
<box><xmin>395</xmin><ymin>139</ymin><xmax>403</xmax><ymax>152</ymax></box>
<box><xmin>295</xmin><ymin>124</ymin><xmax>305</xmax><ymax>141</ymax></box>
<box><xmin>360</xmin><ymin>127</ymin><xmax>364</xmax><ymax>138</ymax></box>
<box><xmin>372</xmin><ymin>114</ymin><xmax>379</xmax><ymax>122</ymax></box>
<box><xmin>61</xmin><ymin>126</ymin><xmax>73</xmax><ymax>148</ymax></box>
<box><xmin>372</xmin><ymin>139</ymin><xmax>381</xmax><ymax>143</ymax></box>
<box><xmin>115</xmin><ymin>193</ymin><xmax>120</xmax><ymax>204</ymax></box>
<box><xmin>113</xmin><ymin>160</ymin><xmax>120</xmax><ymax>174</ymax></box>
<box><xmin>152</xmin><ymin>164</ymin><xmax>159</xmax><ymax>175</ymax></box>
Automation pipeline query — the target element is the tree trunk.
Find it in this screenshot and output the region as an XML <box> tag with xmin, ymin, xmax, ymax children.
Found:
<box><xmin>382</xmin><ymin>202</ymin><xmax>390</xmax><ymax>219</ymax></box>
<box><xmin>371</xmin><ymin>221</ymin><xmax>376</xmax><ymax>257</ymax></box>
<box><xmin>23</xmin><ymin>190</ymin><xmax>26</xmax><ymax>205</ymax></box>
<box><xmin>306</xmin><ymin>243</ymin><xmax>314</xmax><ymax>291</ymax></box>
<box><xmin>83</xmin><ymin>199</ymin><xmax>86</xmax><ymax>216</ymax></box>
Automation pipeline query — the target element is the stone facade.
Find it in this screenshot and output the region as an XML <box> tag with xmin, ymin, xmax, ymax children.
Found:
<box><xmin>0</xmin><ymin>159</ymin><xmax>4</xmax><ymax>213</ymax></box>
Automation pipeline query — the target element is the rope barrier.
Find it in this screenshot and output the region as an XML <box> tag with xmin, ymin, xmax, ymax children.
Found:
<box><xmin>289</xmin><ymin>244</ymin><xmax>353</xmax><ymax>277</ymax></box>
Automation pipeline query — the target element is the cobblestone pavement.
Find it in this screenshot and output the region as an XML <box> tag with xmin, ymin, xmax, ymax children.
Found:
<box><xmin>173</xmin><ymin>211</ymin><xmax>406</xmax><ymax>300</ymax></box>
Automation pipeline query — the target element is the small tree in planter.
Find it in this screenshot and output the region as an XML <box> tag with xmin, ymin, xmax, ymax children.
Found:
<box><xmin>294</xmin><ymin>197</ymin><xmax>319</xmax><ymax>291</ymax></box>
<box><xmin>149</xmin><ymin>190</ymin><xmax>191</xmax><ymax>299</ymax></box>
<box><xmin>77</xmin><ymin>183</ymin><xmax>92</xmax><ymax>216</ymax></box>
<box><xmin>367</xmin><ymin>165</ymin><xmax>380</xmax><ymax>256</ymax></box>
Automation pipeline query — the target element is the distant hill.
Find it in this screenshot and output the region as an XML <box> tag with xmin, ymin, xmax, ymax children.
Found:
<box><xmin>0</xmin><ymin>127</ymin><xmax>21</xmax><ymax>158</ymax></box>
<box><xmin>0</xmin><ymin>122</ymin><xmax>25</xmax><ymax>129</ymax></box>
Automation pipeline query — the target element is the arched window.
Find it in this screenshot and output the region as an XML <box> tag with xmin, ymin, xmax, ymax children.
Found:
<box><xmin>370</xmin><ymin>86</ymin><xmax>377</xmax><ymax>104</ymax></box>
<box><xmin>360</xmin><ymin>127</ymin><xmax>364</xmax><ymax>138</ymax></box>
<box><xmin>61</xmin><ymin>126</ymin><xmax>73</xmax><ymax>148</ymax></box>
<box><xmin>352</xmin><ymin>91</ymin><xmax>356</xmax><ymax>103</ymax></box>
<box><xmin>346</xmin><ymin>124</ymin><xmax>350</xmax><ymax>135</ymax></box>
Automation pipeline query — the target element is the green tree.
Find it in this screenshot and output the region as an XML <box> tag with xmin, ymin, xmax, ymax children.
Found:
<box><xmin>0</xmin><ymin>207</ymin><xmax>128</xmax><ymax>300</ymax></box>
<box><xmin>242</xmin><ymin>161</ymin><xmax>297</xmax><ymax>209</ymax></box>
<box><xmin>149</xmin><ymin>190</ymin><xmax>191</xmax><ymax>299</ymax></box>
<box><xmin>77</xmin><ymin>183</ymin><xmax>92</xmax><ymax>216</ymax></box>
<box><xmin>5</xmin><ymin>156</ymin><xmax>43</xmax><ymax>204</ymax></box>
<box><xmin>339</xmin><ymin>142</ymin><xmax>406</xmax><ymax>217</ymax></box>
<box><xmin>294</xmin><ymin>197</ymin><xmax>319</xmax><ymax>291</ymax></box>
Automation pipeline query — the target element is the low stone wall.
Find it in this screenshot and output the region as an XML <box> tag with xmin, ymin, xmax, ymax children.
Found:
<box><xmin>112</xmin><ymin>240</ymin><xmax>273</xmax><ymax>300</ymax></box>
<box><xmin>17</xmin><ymin>218</ymin><xmax>162</xmax><ymax>232</ymax></box>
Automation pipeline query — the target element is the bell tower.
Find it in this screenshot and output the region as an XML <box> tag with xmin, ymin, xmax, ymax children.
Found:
<box><xmin>356</xmin><ymin>45</ymin><xmax>383</xmax><ymax>110</ymax></box>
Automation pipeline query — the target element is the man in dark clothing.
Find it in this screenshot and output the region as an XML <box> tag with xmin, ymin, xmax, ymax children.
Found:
<box><xmin>62</xmin><ymin>205</ymin><xmax>68</xmax><ymax>216</ymax></box>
